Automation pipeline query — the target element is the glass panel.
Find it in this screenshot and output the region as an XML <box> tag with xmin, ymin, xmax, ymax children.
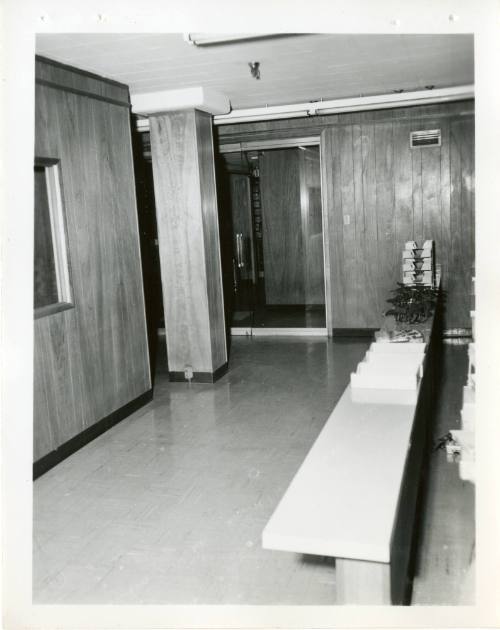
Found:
<box><xmin>34</xmin><ymin>159</ymin><xmax>73</xmax><ymax>316</ymax></box>
<box><xmin>218</xmin><ymin>145</ymin><xmax>326</xmax><ymax>332</ymax></box>
<box><xmin>254</xmin><ymin>146</ymin><xmax>326</xmax><ymax>328</ymax></box>
<box><xmin>217</xmin><ymin>154</ymin><xmax>256</xmax><ymax>330</ymax></box>
<box><xmin>34</xmin><ymin>165</ymin><xmax>59</xmax><ymax>308</ymax></box>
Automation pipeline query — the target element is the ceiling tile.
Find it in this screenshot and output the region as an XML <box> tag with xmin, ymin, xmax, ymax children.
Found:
<box><xmin>36</xmin><ymin>33</ymin><xmax>473</xmax><ymax>109</ymax></box>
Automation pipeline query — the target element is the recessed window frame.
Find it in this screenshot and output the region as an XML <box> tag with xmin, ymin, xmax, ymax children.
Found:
<box><xmin>34</xmin><ymin>157</ymin><xmax>74</xmax><ymax>319</ymax></box>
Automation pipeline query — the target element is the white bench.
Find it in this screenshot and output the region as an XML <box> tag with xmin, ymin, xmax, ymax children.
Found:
<box><xmin>262</xmin><ymin>322</ymin><xmax>438</xmax><ymax>604</ymax></box>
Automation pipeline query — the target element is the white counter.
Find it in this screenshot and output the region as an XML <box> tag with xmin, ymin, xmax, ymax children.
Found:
<box><xmin>262</xmin><ymin>384</ymin><xmax>419</xmax><ymax>563</ymax></box>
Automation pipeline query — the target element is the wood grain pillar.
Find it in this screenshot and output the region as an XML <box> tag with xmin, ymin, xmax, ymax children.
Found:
<box><xmin>149</xmin><ymin>109</ymin><xmax>227</xmax><ymax>382</ymax></box>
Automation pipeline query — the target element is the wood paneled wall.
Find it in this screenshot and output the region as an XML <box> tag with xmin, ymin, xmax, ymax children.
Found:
<box><xmin>34</xmin><ymin>58</ymin><xmax>151</xmax><ymax>462</ymax></box>
<box><xmin>260</xmin><ymin>149</ymin><xmax>304</xmax><ymax>304</ymax></box>
<box><xmin>321</xmin><ymin>110</ymin><xmax>474</xmax><ymax>329</ymax></box>
<box><xmin>217</xmin><ymin>101</ymin><xmax>474</xmax><ymax>330</ymax></box>
<box><xmin>259</xmin><ymin>147</ymin><xmax>325</xmax><ymax>306</ymax></box>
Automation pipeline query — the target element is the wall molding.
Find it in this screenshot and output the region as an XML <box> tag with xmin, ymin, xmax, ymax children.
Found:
<box><xmin>168</xmin><ymin>362</ymin><xmax>228</xmax><ymax>384</ymax></box>
<box><xmin>36</xmin><ymin>54</ymin><xmax>129</xmax><ymax>90</ymax></box>
<box><xmin>36</xmin><ymin>78</ymin><xmax>131</xmax><ymax>108</ymax></box>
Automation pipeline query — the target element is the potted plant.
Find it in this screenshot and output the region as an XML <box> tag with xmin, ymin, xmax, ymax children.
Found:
<box><xmin>385</xmin><ymin>283</ymin><xmax>440</xmax><ymax>324</ymax></box>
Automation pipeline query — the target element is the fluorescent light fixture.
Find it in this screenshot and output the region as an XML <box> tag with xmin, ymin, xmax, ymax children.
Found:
<box><xmin>308</xmin><ymin>85</ymin><xmax>475</xmax><ymax>116</ymax></box>
<box><xmin>213</xmin><ymin>85</ymin><xmax>474</xmax><ymax>125</ymax></box>
<box><xmin>184</xmin><ymin>33</ymin><xmax>286</xmax><ymax>47</ymax></box>
<box><xmin>216</xmin><ymin>110</ymin><xmax>310</xmax><ymax>125</ymax></box>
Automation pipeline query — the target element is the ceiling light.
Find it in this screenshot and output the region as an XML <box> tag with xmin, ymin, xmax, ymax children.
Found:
<box><xmin>183</xmin><ymin>33</ymin><xmax>290</xmax><ymax>47</ymax></box>
<box><xmin>213</xmin><ymin>85</ymin><xmax>474</xmax><ymax>125</ymax></box>
<box><xmin>218</xmin><ymin>110</ymin><xmax>310</xmax><ymax>125</ymax></box>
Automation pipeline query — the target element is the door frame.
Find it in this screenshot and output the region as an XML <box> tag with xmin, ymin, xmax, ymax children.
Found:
<box><xmin>219</xmin><ymin>136</ymin><xmax>332</xmax><ymax>335</ymax></box>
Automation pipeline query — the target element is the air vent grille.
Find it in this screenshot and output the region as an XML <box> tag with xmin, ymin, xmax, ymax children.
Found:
<box><xmin>410</xmin><ymin>129</ymin><xmax>441</xmax><ymax>148</ymax></box>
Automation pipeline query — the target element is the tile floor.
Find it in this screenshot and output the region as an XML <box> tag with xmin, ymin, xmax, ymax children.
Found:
<box><xmin>33</xmin><ymin>336</ymin><xmax>474</xmax><ymax>605</ymax></box>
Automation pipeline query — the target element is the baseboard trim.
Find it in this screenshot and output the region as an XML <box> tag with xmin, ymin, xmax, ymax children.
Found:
<box><xmin>332</xmin><ymin>328</ymin><xmax>379</xmax><ymax>338</ymax></box>
<box><xmin>33</xmin><ymin>389</ymin><xmax>154</xmax><ymax>480</ymax></box>
<box><xmin>252</xmin><ymin>327</ymin><xmax>327</xmax><ymax>336</ymax></box>
<box><xmin>169</xmin><ymin>362</ymin><xmax>228</xmax><ymax>384</ymax></box>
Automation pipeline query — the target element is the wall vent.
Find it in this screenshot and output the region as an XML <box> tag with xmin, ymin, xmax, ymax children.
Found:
<box><xmin>410</xmin><ymin>129</ymin><xmax>441</xmax><ymax>148</ymax></box>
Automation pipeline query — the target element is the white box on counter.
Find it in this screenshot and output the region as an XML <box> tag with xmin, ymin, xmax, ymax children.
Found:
<box><xmin>370</xmin><ymin>340</ymin><xmax>427</xmax><ymax>353</ymax></box>
<box><xmin>364</xmin><ymin>351</ymin><xmax>424</xmax><ymax>372</ymax></box>
<box><xmin>404</xmin><ymin>241</ymin><xmax>419</xmax><ymax>250</ymax></box>
<box><xmin>403</xmin><ymin>259</ymin><xmax>433</xmax><ymax>271</ymax></box>
<box><xmin>350</xmin><ymin>370</ymin><xmax>420</xmax><ymax>391</ymax></box>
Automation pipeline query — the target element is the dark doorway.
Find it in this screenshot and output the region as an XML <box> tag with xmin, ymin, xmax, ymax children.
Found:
<box><xmin>216</xmin><ymin>145</ymin><xmax>326</xmax><ymax>334</ymax></box>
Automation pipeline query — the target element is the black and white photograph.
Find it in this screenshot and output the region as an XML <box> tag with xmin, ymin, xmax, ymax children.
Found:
<box><xmin>2</xmin><ymin>1</ymin><xmax>500</xmax><ymax>629</ymax></box>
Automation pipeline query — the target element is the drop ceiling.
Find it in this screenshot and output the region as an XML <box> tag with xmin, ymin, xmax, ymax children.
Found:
<box><xmin>35</xmin><ymin>33</ymin><xmax>474</xmax><ymax>110</ymax></box>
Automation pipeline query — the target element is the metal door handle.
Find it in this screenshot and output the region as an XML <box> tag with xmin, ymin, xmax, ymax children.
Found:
<box><xmin>236</xmin><ymin>233</ymin><xmax>245</xmax><ymax>268</ymax></box>
<box><xmin>232</xmin><ymin>258</ymin><xmax>238</xmax><ymax>293</ymax></box>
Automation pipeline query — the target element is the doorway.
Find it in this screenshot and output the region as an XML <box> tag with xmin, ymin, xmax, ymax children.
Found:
<box><xmin>217</xmin><ymin>139</ymin><xmax>329</xmax><ymax>336</ymax></box>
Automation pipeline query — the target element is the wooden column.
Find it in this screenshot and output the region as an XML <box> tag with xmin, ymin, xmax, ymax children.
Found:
<box><xmin>149</xmin><ymin>109</ymin><xmax>227</xmax><ymax>382</ymax></box>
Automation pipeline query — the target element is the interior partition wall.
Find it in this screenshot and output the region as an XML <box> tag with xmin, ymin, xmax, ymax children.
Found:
<box><xmin>33</xmin><ymin>57</ymin><xmax>152</xmax><ymax>473</ymax></box>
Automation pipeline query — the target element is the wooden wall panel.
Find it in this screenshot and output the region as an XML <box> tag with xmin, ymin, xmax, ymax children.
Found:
<box><xmin>448</xmin><ymin>118</ymin><xmax>475</xmax><ymax>329</ymax></box>
<box><xmin>350</xmin><ymin>125</ymin><xmax>367</xmax><ymax>320</ymax></box>
<box><xmin>360</xmin><ymin>121</ymin><xmax>382</xmax><ymax>320</ymax></box>
<box><xmin>375</xmin><ymin>121</ymin><xmax>397</xmax><ymax>294</ymax></box>
<box><xmin>35</xmin><ymin>56</ymin><xmax>130</xmax><ymax>105</ymax></box>
<box><xmin>33</xmin><ymin>60</ymin><xmax>151</xmax><ymax>462</ymax></box>
<box><xmin>393</xmin><ymin>122</ymin><xmax>414</xmax><ymax>259</ymax></box>
<box><xmin>339</xmin><ymin>125</ymin><xmax>358</xmax><ymax>320</ymax></box>
<box><xmin>319</xmin><ymin>108</ymin><xmax>474</xmax><ymax>329</ymax></box>
<box><xmin>411</xmin><ymin>140</ymin><xmax>424</xmax><ymax>242</ymax></box>
<box><xmin>260</xmin><ymin>149</ymin><xmax>304</xmax><ymax>304</ymax></box>
<box><xmin>439</xmin><ymin>120</ymin><xmax>452</xmax><ymax>309</ymax></box>
<box><xmin>322</xmin><ymin>127</ymin><xmax>346</xmax><ymax>324</ymax></box>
